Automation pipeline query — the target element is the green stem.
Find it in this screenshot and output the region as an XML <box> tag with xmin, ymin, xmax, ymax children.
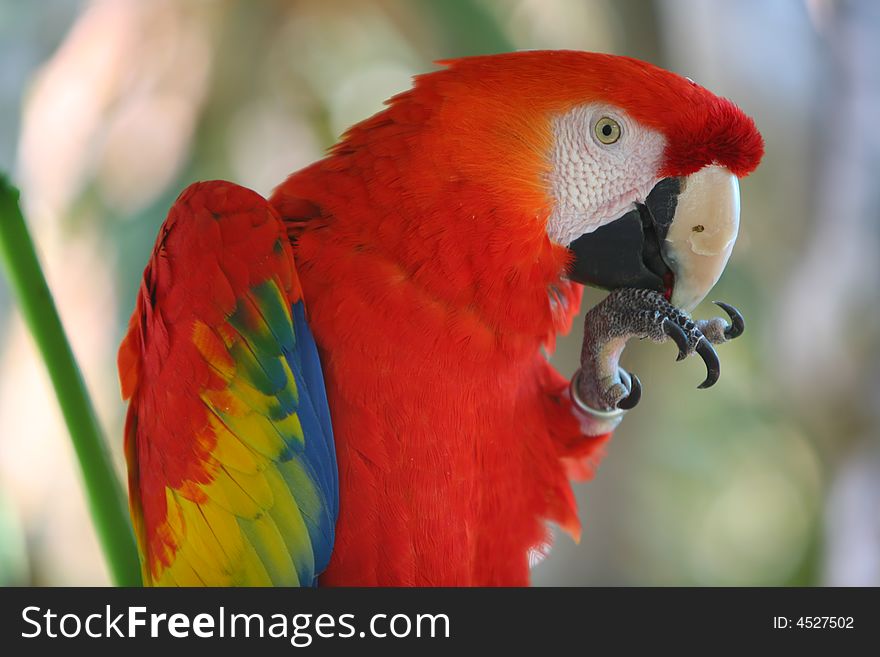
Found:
<box><xmin>0</xmin><ymin>175</ymin><xmax>141</xmax><ymax>586</ymax></box>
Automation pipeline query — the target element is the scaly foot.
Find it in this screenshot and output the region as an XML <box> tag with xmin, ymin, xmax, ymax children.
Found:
<box><xmin>572</xmin><ymin>288</ymin><xmax>744</xmax><ymax>412</ymax></box>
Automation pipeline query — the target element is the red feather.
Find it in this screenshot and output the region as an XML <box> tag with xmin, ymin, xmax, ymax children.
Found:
<box><xmin>269</xmin><ymin>51</ymin><xmax>762</xmax><ymax>584</ymax></box>
<box><xmin>120</xmin><ymin>182</ymin><xmax>313</xmax><ymax>581</ymax></box>
<box><xmin>120</xmin><ymin>51</ymin><xmax>762</xmax><ymax>586</ymax></box>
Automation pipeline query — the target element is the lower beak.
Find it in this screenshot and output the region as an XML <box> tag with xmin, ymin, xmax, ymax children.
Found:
<box><xmin>566</xmin><ymin>165</ymin><xmax>741</xmax><ymax>312</ymax></box>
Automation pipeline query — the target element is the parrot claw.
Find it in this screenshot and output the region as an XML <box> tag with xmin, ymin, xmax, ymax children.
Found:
<box><xmin>714</xmin><ymin>301</ymin><xmax>745</xmax><ymax>340</ymax></box>
<box><xmin>662</xmin><ymin>318</ymin><xmax>689</xmax><ymax>362</ymax></box>
<box><xmin>577</xmin><ymin>288</ymin><xmax>744</xmax><ymax>406</ymax></box>
<box><xmin>572</xmin><ymin>365</ymin><xmax>640</xmax><ymax>414</ymax></box>
<box><xmin>616</xmin><ymin>370</ymin><xmax>642</xmax><ymax>410</ymax></box>
<box><xmin>695</xmin><ymin>301</ymin><xmax>745</xmax><ymax>345</ymax></box>
<box><xmin>695</xmin><ymin>337</ymin><xmax>720</xmax><ymax>389</ymax></box>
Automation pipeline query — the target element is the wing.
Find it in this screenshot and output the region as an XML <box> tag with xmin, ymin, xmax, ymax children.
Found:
<box><xmin>118</xmin><ymin>181</ymin><xmax>337</xmax><ymax>586</ymax></box>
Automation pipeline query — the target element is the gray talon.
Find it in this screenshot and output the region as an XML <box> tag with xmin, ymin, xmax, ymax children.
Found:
<box><xmin>617</xmin><ymin>370</ymin><xmax>641</xmax><ymax>410</ymax></box>
<box><xmin>714</xmin><ymin>301</ymin><xmax>745</xmax><ymax>340</ymax></box>
<box><xmin>695</xmin><ymin>338</ymin><xmax>720</xmax><ymax>389</ymax></box>
<box><xmin>662</xmin><ymin>318</ymin><xmax>689</xmax><ymax>361</ymax></box>
<box><xmin>577</xmin><ymin>288</ymin><xmax>741</xmax><ymax>405</ymax></box>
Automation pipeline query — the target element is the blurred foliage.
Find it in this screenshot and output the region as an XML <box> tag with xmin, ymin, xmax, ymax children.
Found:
<box><xmin>0</xmin><ymin>491</ymin><xmax>28</xmax><ymax>586</ymax></box>
<box><xmin>0</xmin><ymin>0</ymin><xmax>876</xmax><ymax>586</ymax></box>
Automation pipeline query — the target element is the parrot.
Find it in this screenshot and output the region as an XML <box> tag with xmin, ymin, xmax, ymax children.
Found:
<box><xmin>118</xmin><ymin>51</ymin><xmax>763</xmax><ymax>586</ymax></box>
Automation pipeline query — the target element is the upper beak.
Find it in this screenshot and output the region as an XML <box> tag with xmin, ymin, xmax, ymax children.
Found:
<box><xmin>566</xmin><ymin>165</ymin><xmax>741</xmax><ymax>312</ymax></box>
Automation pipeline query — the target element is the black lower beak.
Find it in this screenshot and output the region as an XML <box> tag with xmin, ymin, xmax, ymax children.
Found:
<box><xmin>566</xmin><ymin>178</ymin><xmax>681</xmax><ymax>293</ymax></box>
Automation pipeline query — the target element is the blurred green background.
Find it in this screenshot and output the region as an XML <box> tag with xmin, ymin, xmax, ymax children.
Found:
<box><xmin>1</xmin><ymin>0</ymin><xmax>878</xmax><ymax>586</ymax></box>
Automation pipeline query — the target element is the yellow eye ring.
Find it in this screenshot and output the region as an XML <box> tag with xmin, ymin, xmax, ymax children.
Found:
<box><xmin>595</xmin><ymin>117</ymin><xmax>621</xmax><ymax>144</ymax></box>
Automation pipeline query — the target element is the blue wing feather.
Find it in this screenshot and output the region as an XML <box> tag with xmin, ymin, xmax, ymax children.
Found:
<box><xmin>287</xmin><ymin>300</ymin><xmax>338</xmax><ymax>580</ymax></box>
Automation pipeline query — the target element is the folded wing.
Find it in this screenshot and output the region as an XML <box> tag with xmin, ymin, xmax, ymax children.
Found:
<box><xmin>118</xmin><ymin>181</ymin><xmax>337</xmax><ymax>586</ymax></box>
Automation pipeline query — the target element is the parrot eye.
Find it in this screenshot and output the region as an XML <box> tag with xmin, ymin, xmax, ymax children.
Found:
<box><xmin>594</xmin><ymin>117</ymin><xmax>622</xmax><ymax>145</ymax></box>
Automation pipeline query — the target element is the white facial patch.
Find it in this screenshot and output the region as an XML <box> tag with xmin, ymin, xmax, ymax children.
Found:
<box><xmin>546</xmin><ymin>104</ymin><xmax>667</xmax><ymax>246</ymax></box>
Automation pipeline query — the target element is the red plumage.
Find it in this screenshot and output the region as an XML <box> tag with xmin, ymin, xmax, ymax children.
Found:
<box><xmin>269</xmin><ymin>51</ymin><xmax>762</xmax><ymax>585</ymax></box>
<box><xmin>120</xmin><ymin>183</ymin><xmax>304</xmax><ymax>578</ymax></box>
<box><xmin>123</xmin><ymin>50</ymin><xmax>763</xmax><ymax>586</ymax></box>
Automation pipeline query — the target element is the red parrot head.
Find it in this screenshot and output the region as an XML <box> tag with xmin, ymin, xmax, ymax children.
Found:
<box><xmin>396</xmin><ymin>51</ymin><xmax>764</xmax><ymax>311</ymax></box>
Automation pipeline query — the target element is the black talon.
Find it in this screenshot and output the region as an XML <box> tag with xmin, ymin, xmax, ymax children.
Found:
<box><xmin>617</xmin><ymin>371</ymin><xmax>642</xmax><ymax>410</ymax></box>
<box><xmin>714</xmin><ymin>301</ymin><xmax>745</xmax><ymax>340</ymax></box>
<box><xmin>695</xmin><ymin>338</ymin><xmax>720</xmax><ymax>389</ymax></box>
<box><xmin>662</xmin><ymin>318</ymin><xmax>689</xmax><ymax>361</ymax></box>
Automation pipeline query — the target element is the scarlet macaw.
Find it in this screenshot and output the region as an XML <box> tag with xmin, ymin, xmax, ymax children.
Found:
<box><xmin>119</xmin><ymin>51</ymin><xmax>763</xmax><ymax>586</ymax></box>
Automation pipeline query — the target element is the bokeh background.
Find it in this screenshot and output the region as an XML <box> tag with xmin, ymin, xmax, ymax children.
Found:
<box><xmin>1</xmin><ymin>0</ymin><xmax>878</xmax><ymax>586</ymax></box>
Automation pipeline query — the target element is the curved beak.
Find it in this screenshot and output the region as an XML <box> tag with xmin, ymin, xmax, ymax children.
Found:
<box><xmin>664</xmin><ymin>166</ymin><xmax>740</xmax><ymax>311</ymax></box>
<box><xmin>566</xmin><ymin>165</ymin><xmax>740</xmax><ymax>312</ymax></box>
